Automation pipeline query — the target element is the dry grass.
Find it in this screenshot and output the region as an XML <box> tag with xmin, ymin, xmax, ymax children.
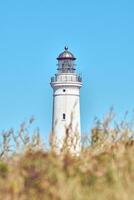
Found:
<box><xmin>0</xmin><ymin>113</ymin><xmax>134</xmax><ymax>200</ymax></box>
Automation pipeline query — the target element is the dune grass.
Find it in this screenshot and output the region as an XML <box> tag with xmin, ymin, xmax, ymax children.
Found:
<box><xmin>0</xmin><ymin>113</ymin><xmax>134</xmax><ymax>200</ymax></box>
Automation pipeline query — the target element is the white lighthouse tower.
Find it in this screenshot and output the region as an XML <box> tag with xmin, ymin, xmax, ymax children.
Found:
<box><xmin>50</xmin><ymin>47</ymin><xmax>82</xmax><ymax>153</ymax></box>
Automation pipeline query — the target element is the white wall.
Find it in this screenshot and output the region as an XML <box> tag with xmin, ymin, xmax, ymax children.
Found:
<box><xmin>51</xmin><ymin>74</ymin><xmax>82</xmax><ymax>152</ymax></box>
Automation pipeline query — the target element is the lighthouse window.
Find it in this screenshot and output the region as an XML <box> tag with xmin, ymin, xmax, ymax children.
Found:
<box><xmin>63</xmin><ymin>89</ymin><xmax>66</xmax><ymax>92</ymax></box>
<box><xmin>63</xmin><ymin>113</ymin><xmax>66</xmax><ymax>120</ymax></box>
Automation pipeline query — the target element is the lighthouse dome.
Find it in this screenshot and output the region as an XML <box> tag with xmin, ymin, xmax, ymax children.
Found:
<box><xmin>57</xmin><ymin>47</ymin><xmax>76</xmax><ymax>60</ymax></box>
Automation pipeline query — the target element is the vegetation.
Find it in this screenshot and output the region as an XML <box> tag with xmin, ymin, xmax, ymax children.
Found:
<box><xmin>0</xmin><ymin>112</ymin><xmax>134</xmax><ymax>200</ymax></box>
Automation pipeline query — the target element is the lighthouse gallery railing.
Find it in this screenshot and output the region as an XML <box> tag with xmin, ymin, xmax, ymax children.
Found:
<box><xmin>51</xmin><ymin>75</ymin><xmax>82</xmax><ymax>83</ymax></box>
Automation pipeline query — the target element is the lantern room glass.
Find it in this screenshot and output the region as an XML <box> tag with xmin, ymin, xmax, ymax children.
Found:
<box><xmin>57</xmin><ymin>59</ymin><xmax>76</xmax><ymax>73</ymax></box>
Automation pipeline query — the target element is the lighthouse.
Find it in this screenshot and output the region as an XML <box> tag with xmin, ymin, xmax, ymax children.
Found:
<box><xmin>50</xmin><ymin>47</ymin><xmax>82</xmax><ymax>153</ymax></box>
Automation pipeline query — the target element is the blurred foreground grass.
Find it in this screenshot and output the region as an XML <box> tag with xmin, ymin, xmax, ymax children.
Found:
<box><xmin>0</xmin><ymin>113</ymin><xmax>134</xmax><ymax>200</ymax></box>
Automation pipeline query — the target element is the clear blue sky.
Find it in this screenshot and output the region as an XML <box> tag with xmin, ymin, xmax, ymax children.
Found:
<box><xmin>0</xmin><ymin>0</ymin><xmax>134</xmax><ymax>140</ymax></box>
